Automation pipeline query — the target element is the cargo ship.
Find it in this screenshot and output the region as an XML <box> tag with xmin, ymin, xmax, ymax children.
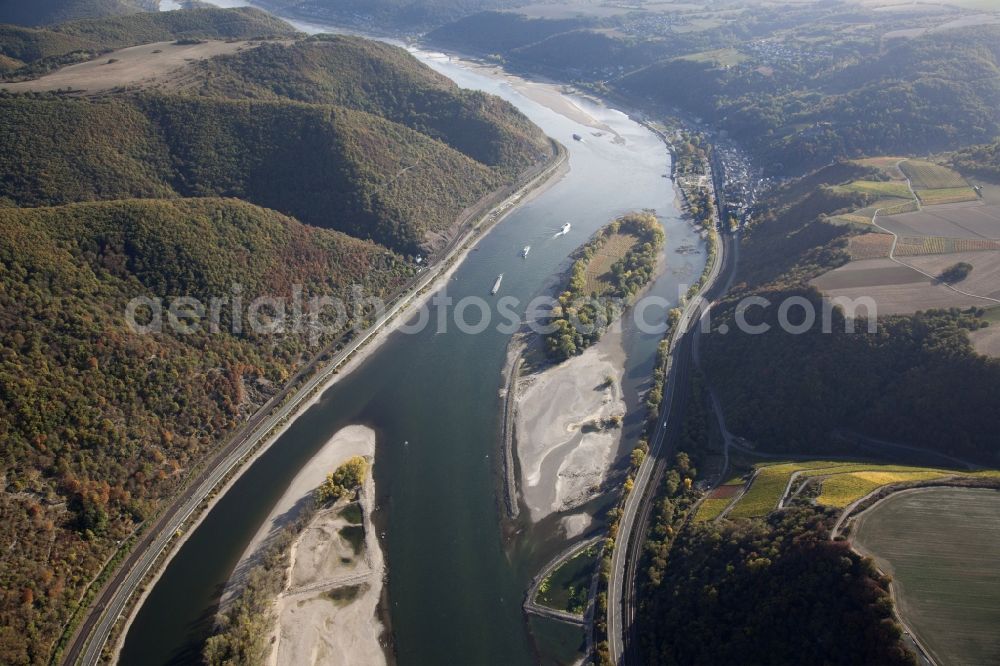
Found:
<box><xmin>491</xmin><ymin>274</ymin><xmax>503</xmax><ymax>295</ymax></box>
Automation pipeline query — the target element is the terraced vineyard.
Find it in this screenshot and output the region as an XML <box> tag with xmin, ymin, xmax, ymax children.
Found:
<box><xmin>899</xmin><ymin>159</ymin><xmax>968</xmax><ymax>190</ymax></box>
<box><xmin>693</xmin><ymin>483</ymin><xmax>741</xmax><ymax>522</ymax></box>
<box><xmin>914</xmin><ymin>187</ymin><xmax>979</xmax><ymax>205</ymax></box>
<box><xmin>716</xmin><ymin>460</ymin><xmax>1000</xmax><ymax>519</ymax></box>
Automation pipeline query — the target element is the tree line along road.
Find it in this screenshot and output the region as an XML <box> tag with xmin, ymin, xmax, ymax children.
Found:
<box><xmin>607</xmin><ymin>229</ymin><xmax>737</xmax><ymax>665</ymax></box>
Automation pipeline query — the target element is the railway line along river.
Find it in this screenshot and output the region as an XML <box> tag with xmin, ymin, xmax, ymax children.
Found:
<box><xmin>120</xmin><ymin>10</ymin><xmax>705</xmax><ymax>665</ymax></box>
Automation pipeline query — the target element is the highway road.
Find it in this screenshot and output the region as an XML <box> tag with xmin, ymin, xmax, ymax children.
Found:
<box><xmin>61</xmin><ymin>148</ymin><xmax>565</xmax><ymax>666</ymax></box>
<box><xmin>607</xmin><ymin>230</ymin><xmax>736</xmax><ymax>665</ymax></box>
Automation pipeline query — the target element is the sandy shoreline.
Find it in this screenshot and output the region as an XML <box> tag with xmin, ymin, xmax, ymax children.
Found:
<box><xmin>219</xmin><ymin>425</ymin><xmax>388</xmax><ymax>666</ymax></box>
<box><xmin>417</xmin><ymin>49</ymin><xmax>623</xmax><ymax>141</ymax></box>
<box><xmin>259</xmin><ymin>427</ymin><xmax>387</xmax><ymax>666</ymax></box>
<box><xmin>515</xmin><ymin>327</ymin><xmax>628</xmax><ymax>522</ymax></box>
<box><xmin>223</xmin><ymin>425</ymin><xmax>377</xmax><ymax>602</ymax></box>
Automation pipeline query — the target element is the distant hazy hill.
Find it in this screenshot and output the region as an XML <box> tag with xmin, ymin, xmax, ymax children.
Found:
<box><xmin>426</xmin><ymin>8</ymin><xmax>1000</xmax><ymax>175</ymax></box>
<box><xmin>616</xmin><ymin>25</ymin><xmax>1000</xmax><ymax>174</ymax></box>
<box><xmin>0</xmin><ymin>7</ymin><xmax>298</xmax><ymax>75</ymax></box>
<box><xmin>0</xmin><ymin>0</ymin><xmax>155</xmax><ymax>26</ymax></box>
<box><xmin>257</xmin><ymin>0</ymin><xmax>528</xmax><ymax>31</ymax></box>
<box><xmin>426</xmin><ymin>11</ymin><xmax>585</xmax><ymax>55</ymax></box>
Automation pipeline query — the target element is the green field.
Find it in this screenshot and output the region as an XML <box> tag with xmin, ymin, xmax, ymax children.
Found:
<box><xmin>726</xmin><ymin>460</ymin><xmax>997</xmax><ymax>518</ymax></box>
<box><xmin>915</xmin><ymin>187</ymin><xmax>979</xmax><ymax>206</ymax></box>
<box><xmin>693</xmin><ymin>497</ymin><xmax>732</xmax><ymax>522</ymax></box>
<box><xmin>816</xmin><ymin>470</ymin><xmax>956</xmax><ymax>507</ymax></box>
<box><xmin>982</xmin><ymin>306</ymin><xmax>1000</xmax><ymax>324</ymax></box>
<box><xmin>836</xmin><ymin>180</ymin><xmax>912</xmax><ymax>199</ymax></box>
<box><xmin>853</xmin><ymin>488</ymin><xmax>1000</xmax><ymax>665</ymax></box>
<box><xmin>677</xmin><ymin>47</ymin><xmax>746</xmax><ymax>67</ymax></box>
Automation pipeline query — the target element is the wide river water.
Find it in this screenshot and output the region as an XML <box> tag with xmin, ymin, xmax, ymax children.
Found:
<box><xmin>122</xmin><ymin>8</ymin><xmax>704</xmax><ymax>665</ymax></box>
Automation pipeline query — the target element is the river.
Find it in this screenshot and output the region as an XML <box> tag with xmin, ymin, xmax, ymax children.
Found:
<box><xmin>122</xmin><ymin>6</ymin><xmax>704</xmax><ymax>665</ymax></box>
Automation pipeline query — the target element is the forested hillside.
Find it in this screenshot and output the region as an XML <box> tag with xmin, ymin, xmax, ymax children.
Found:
<box><xmin>0</xmin><ymin>93</ymin><xmax>508</xmax><ymax>253</ymax></box>
<box><xmin>0</xmin><ymin>198</ymin><xmax>411</xmax><ymax>664</ymax></box>
<box><xmin>0</xmin><ymin>8</ymin><xmax>552</xmax><ymax>662</ymax></box>
<box><xmin>638</xmin><ymin>506</ymin><xmax>914</xmax><ymax>666</ymax></box>
<box><xmin>952</xmin><ymin>142</ymin><xmax>1000</xmax><ymax>183</ymax></box>
<box><xmin>425</xmin><ymin>5</ymin><xmax>1000</xmax><ymax>175</ymax></box>
<box><xmin>183</xmin><ymin>36</ymin><xmax>551</xmax><ymax>174</ymax></box>
<box><xmin>0</xmin><ymin>0</ymin><xmax>154</xmax><ymax>27</ymax></box>
<box><xmin>700</xmin><ymin>165</ymin><xmax>1000</xmax><ymax>464</ymax></box>
<box><xmin>0</xmin><ymin>7</ymin><xmax>298</xmax><ymax>77</ymax></box>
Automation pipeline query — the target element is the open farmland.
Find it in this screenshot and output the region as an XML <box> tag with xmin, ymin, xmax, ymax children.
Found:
<box><xmin>836</xmin><ymin>180</ymin><xmax>913</xmax><ymax>199</ymax></box>
<box><xmin>852</xmin><ymin>488</ymin><xmax>1000</xmax><ymax>666</ymax></box>
<box><xmin>816</xmin><ymin>470</ymin><xmax>958</xmax><ymax>507</ymax></box>
<box><xmin>855</xmin><ymin>156</ymin><xmax>906</xmax><ymax>178</ymax></box>
<box><xmin>844</xmin><ymin>234</ymin><xmax>1000</xmax><ymax>260</ymax></box>
<box><xmin>818</xmin><ymin>156</ymin><xmax>1000</xmax><ymax>313</ymax></box>
<box><xmin>1</xmin><ymin>39</ymin><xmax>269</xmax><ymax>95</ymax></box>
<box><xmin>846</xmin><ymin>233</ymin><xmax>894</xmax><ymax>259</ymax></box>
<box><xmin>581</xmin><ymin>232</ymin><xmax>638</xmax><ymax>295</ymax></box>
<box><xmin>812</xmin><ymin>250</ymin><xmax>1000</xmax><ymax>314</ymax></box>
<box><xmin>677</xmin><ymin>47</ymin><xmax>746</xmax><ymax>66</ymax></box>
<box><xmin>693</xmin><ymin>497</ymin><xmax>731</xmax><ymax>522</ymax></box>
<box><xmin>875</xmin><ymin>200</ymin><xmax>1000</xmax><ymax>240</ymax></box>
<box><xmin>726</xmin><ymin>460</ymin><xmax>850</xmax><ymax>519</ymax></box>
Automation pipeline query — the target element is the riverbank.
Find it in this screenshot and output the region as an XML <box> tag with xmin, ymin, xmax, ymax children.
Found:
<box><xmin>97</xmin><ymin>131</ymin><xmax>567</xmax><ymax>666</ymax></box>
<box><xmin>122</xmin><ymin>6</ymin><xmax>695</xmax><ymax>664</ymax></box>
<box><xmin>223</xmin><ymin>426</ymin><xmax>377</xmax><ymax>600</ymax></box>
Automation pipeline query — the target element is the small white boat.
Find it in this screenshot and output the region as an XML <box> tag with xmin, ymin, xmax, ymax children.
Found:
<box><xmin>491</xmin><ymin>273</ymin><xmax>504</xmax><ymax>295</ymax></box>
<box><xmin>521</xmin><ymin>245</ymin><xmax>531</xmax><ymax>258</ymax></box>
<box><xmin>560</xmin><ymin>223</ymin><xmax>571</xmax><ymax>235</ymax></box>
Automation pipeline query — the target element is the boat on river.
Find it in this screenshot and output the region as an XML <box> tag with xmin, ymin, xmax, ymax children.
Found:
<box><xmin>521</xmin><ymin>246</ymin><xmax>530</xmax><ymax>258</ymax></box>
<box><xmin>491</xmin><ymin>274</ymin><xmax>503</xmax><ymax>295</ymax></box>
<box><xmin>559</xmin><ymin>222</ymin><xmax>571</xmax><ymax>235</ymax></box>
